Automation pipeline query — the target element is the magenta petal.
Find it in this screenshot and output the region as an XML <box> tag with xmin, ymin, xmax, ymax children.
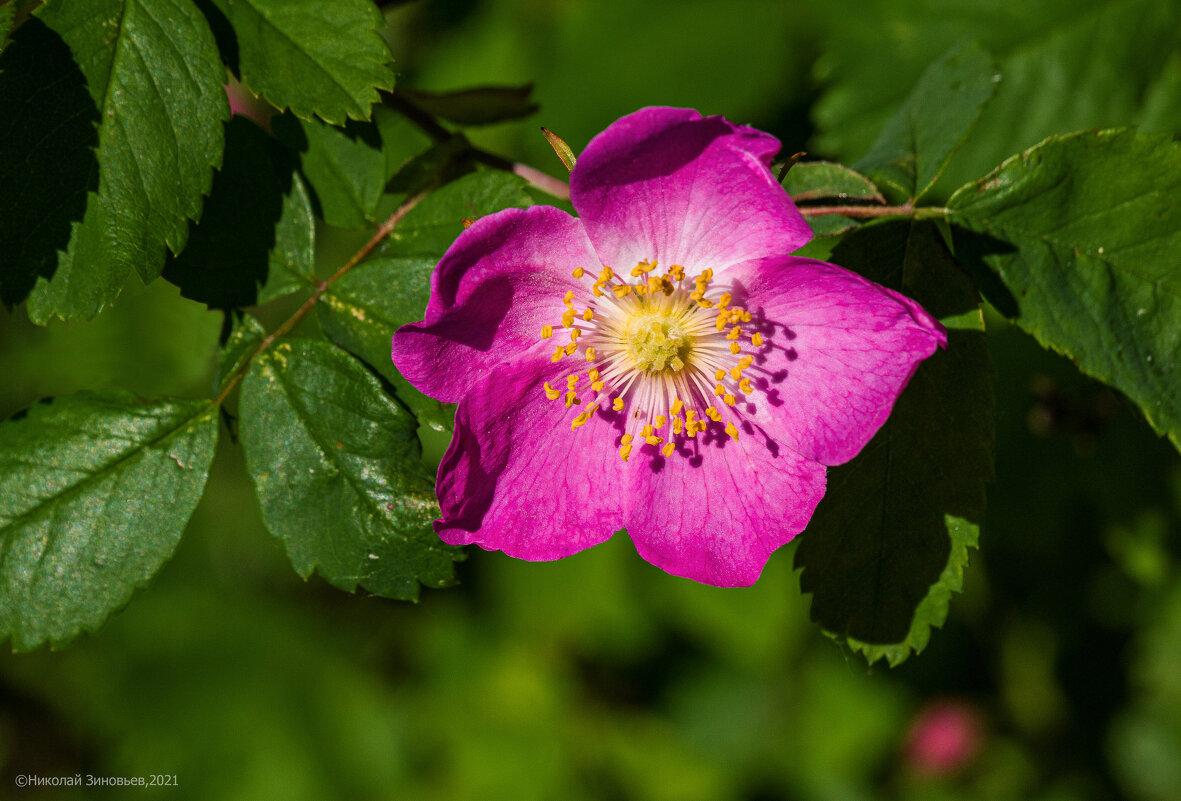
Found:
<box><xmin>570</xmin><ymin>107</ymin><xmax>812</xmax><ymax>274</ymax></box>
<box><xmin>435</xmin><ymin>347</ymin><xmax>624</xmax><ymax>560</ymax></box>
<box><xmin>623</xmin><ymin>436</ymin><xmax>826</xmax><ymax>587</ymax></box>
<box><xmin>391</xmin><ymin>206</ymin><xmax>598</xmax><ymax>403</ymax></box>
<box><xmin>730</xmin><ymin>256</ymin><xmax>948</xmax><ymax>466</ymax></box>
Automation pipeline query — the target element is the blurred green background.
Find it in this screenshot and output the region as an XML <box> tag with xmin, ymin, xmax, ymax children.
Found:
<box><xmin>3</xmin><ymin>0</ymin><xmax>1180</xmax><ymax>799</ymax></box>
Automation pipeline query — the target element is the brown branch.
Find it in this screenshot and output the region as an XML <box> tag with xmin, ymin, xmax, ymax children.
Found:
<box><xmin>798</xmin><ymin>203</ymin><xmax>915</xmax><ymax>219</ymax></box>
<box><xmin>213</xmin><ymin>190</ymin><xmax>429</xmax><ymax>407</ymax></box>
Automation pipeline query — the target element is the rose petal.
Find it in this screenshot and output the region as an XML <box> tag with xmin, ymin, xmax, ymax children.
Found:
<box><xmin>570</xmin><ymin>106</ymin><xmax>813</xmax><ymax>275</ymax></box>
<box><xmin>728</xmin><ymin>256</ymin><xmax>947</xmax><ymax>466</ymax></box>
<box><xmin>622</xmin><ymin>431</ymin><xmax>827</xmax><ymax>586</ymax></box>
<box><xmin>392</xmin><ymin>205</ymin><xmax>599</xmax><ymax>403</ymax></box>
<box><xmin>435</xmin><ymin>345</ymin><xmax>625</xmax><ymax>559</ymax></box>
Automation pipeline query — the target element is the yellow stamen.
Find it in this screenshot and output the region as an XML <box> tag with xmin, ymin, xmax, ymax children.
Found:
<box><xmin>541</xmin><ymin>324</ymin><xmax>553</xmax><ymax>339</ymax></box>
<box><xmin>730</xmin><ymin>342</ymin><xmax>742</xmax><ymax>355</ymax></box>
<box><xmin>612</xmin><ymin>397</ymin><xmax>625</xmax><ymax>411</ymax></box>
<box><xmin>706</xmin><ymin>406</ymin><xmax>722</xmax><ymax>421</ymax></box>
<box><xmin>714</xmin><ymin>368</ymin><xmax>726</xmax><ymax>381</ymax></box>
<box><xmin>564</xmin><ymin>390</ymin><xmax>580</xmax><ymax>408</ymax></box>
<box><xmin>724</xmin><ymin>393</ymin><xmax>736</xmax><ymax>407</ymax></box>
<box><xmin>551</xmin><ymin>346</ymin><xmax>564</xmax><ymax>363</ymax></box>
<box><xmin>570</xmin><ymin>328</ymin><xmax>581</xmax><ymax>342</ymax></box>
<box><xmin>543</xmin><ymin>382</ymin><xmax>560</xmax><ymax>400</ymax></box>
<box><xmin>582</xmin><ymin>308</ymin><xmax>594</xmax><ymax>321</ymax></box>
<box><xmin>714</xmin><ymin>384</ymin><xmax>726</xmax><ymax>397</ymax></box>
<box><xmin>739</xmin><ymin>378</ymin><xmax>754</xmax><ymax>394</ymax></box>
<box><xmin>566</xmin><ymin>374</ymin><xmax>579</xmax><ymax>387</ymax></box>
<box><xmin>564</xmin><ymin>342</ymin><xmax>578</xmax><ymax>356</ymax></box>
<box><xmin>592</xmin><ymin>283</ymin><xmax>604</xmax><ymax>297</ymax></box>
<box><xmin>588</xmin><ymin>368</ymin><xmax>600</xmax><ymax>381</ymax></box>
<box><xmin>561</xmin><ymin>309</ymin><xmax>576</xmax><ymax>328</ymax></box>
<box><xmin>739</xmin><ymin>355</ymin><xmax>754</xmax><ymax>368</ymax></box>
<box><xmin>621</xmin><ymin>434</ymin><xmax>634</xmax><ymax>446</ymax></box>
<box><xmin>751</xmin><ymin>332</ymin><xmax>764</xmax><ymax>346</ymax></box>
<box><xmin>619</xmin><ymin>444</ymin><xmax>632</xmax><ymax>462</ymax></box>
<box><xmin>726</xmin><ymin>326</ymin><xmax>742</xmax><ymax>340</ymax></box>
<box><xmin>661</xmin><ymin>442</ymin><xmax>675</xmax><ymax>457</ymax></box>
<box><xmin>672</xmin><ymin>416</ymin><xmax>684</xmax><ymax>435</ymax></box>
<box><xmin>613</xmin><ymin>284</ymin><xmax>633</xmax><ymax>299</ymax></box>
<box><xmin>585</xmin><ymin>347</ymin><xmax>596</xmax><ymax>362</ymax></box>
<box><xmin>718</xmin><ymin>293</ymin><xmax>732</xmax><ymax>309</ymax></box>
<box><xmin>571</xmin><ymin>411</ymin><xmax>590</xmax><ymax>429</ymax></box>
<box><xmin>563</xmin><ymin>290</ymin><xmax>575</xmax><ymax>306</ymax></box>
<box><xmin>725</xmin><ymin>422</ymin><xmax>739</xmax><ymax>441</ymax></box>
<box><xmin>654</xmin><ymin>415</ymin><xmax>667</xmax><ymax>430</ymax></box>
<box><xmin>731</xmin><ymin>366</ymin><xmax>743</xmax><ymax>380</ymax></box>
<box><xmin>641</xmin><ymin>424</ymin><xmax>654</xmax><ymax>438</ymax></box>
<box><xmin>572</xmin><ymin>266</ymin><xmax>585</xmax><ymax>279</ymax></box>
<box><xmin>645</xmin><ymin>435</ymin><xmax>663</xmax><ymax>446</ymax></box>
<box><xmin>592</xmin><ymin>381</ymin><xmax>605</xmax><ymax>392</ymax></box>
<box><xmin>670</xmin><ymin>398</ymin><xmax>683</xmax><ymax>415</ymax></box>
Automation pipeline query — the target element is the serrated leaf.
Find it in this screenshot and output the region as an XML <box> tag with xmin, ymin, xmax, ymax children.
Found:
<box><xmin>239</xmin><ymin>339</ymin><xmax>460</xmax><ymax>599</ymax></box>
<box><xmin>948</xmin><ymin>129</ymin><xmax>1181</xmax><ymax>450</ymax></box>
<box><xmin>0</xmin><ymin>392</ymin><xmax>218</xmax><ymax>651</ymax></box>
<box><xmin>163</xmin><ymin>117</ymin><xmax>289</xmax><ymax>309</ymax></box>
<box><xmin>397</xmin><ymin>84</ymin><xmax>539</xmax><ymax>126</ymax></box>
<box><xmin>382</xmin><ymin>170</ymin><xmax>532</xmax><ymax>259</ymax></box>
<box><xmin>273</xmin><ymin>113</ymin><xmax>386</xmax><ymax>229</ymax></box>
<box><xmin>209</xmin><ymin>0</ymin><xmax>394</xmax><ymax>125</ymax></box>
<box><xmin>782</xmin><ymin>161</ymin><xmax>884</xmax><ymax>204</ymax></box>
<box><xmin>0</xmin><ymin>17</ymin><xmax>98</xmax><ymax>308</ymax></box>
<box><xmin>854</xmin><ymin>41</ymin><xmax>997</xmax><ymax>201</ymax></box>
<box><xmin>25</xmin><ymin>0</ymin><xmax>228</xmax><ymax>323</ymax></box>
<box><xmin>795</xmin><ymin>221</ymin><xmax>993</xmax><ymax>666</ymax></box>
<box><xmin>214</xmin><ymin>312</ymin><xmax>266</xmax><ymax>394</ymax></box>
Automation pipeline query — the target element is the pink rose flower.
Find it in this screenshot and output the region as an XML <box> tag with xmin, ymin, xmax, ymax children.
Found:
<box><xmin>392</xmin><ymin>107</ymin><xmax>946</xmax><ymax>586</ymax></box>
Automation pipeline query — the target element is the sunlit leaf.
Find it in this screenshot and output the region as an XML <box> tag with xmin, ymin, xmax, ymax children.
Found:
<box><xmin>0</xmin><ymin>392</ymin><xmax>218</xmax><ymax>651</ymax></box>
<box><xmin>209</xmin><ymin>0</ymin><xmax>394</xmax><ymax>124</ymax></box>
<box><xmin>949</xmin><ymin>129</ymin><xmax>1181</xmax><ymax>450</ymax></box>
<box><xmin>26</xmin><ymin>0</ymin><xmax>228</xmax><ymax>323</ymax></box>
<box><xmin>239</xmin><ymin>339</ymin><xmax>460</xmax><ymax>599</ymax></box>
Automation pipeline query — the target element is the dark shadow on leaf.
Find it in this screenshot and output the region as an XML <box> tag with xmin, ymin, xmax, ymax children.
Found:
<box><xmin>795</xmin><ymin>221</ymin><xmax>993</xmax><ymax>645</ymax></box>
<box><xmin>192</xmin><ymin>0</ymin><xmax>239</xmax><ymax>75</ymax></box>
<box><xmin>948</xmin><ymin>225</ymin><xmax>1020</xmax><ymax>318</ymax></box>
<box><xmin>0</xmin><ymin>17</ymin><xmax>99</xmax><ymax>308</ymax></box>
<box><xmin>162</xmin><ymin>117</ymin><xmax>287</xmax><ymax>309</ymax></box>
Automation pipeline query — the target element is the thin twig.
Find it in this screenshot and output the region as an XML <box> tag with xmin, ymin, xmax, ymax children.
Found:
<box><xmin>798</xmin><ymin>203</ymin><xmax>915</xmax><ymax>218</ymax></box>
<box><xmin>213</xmin><ymin>191</ymin><xmax>429</xmax><ymax>407</ymax></box>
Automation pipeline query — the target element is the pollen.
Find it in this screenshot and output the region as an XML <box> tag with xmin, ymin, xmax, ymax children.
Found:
<box><xmin>539</xmin><ymin>256</ymin><xmax>766</xmax><ymax>463</ymax></box>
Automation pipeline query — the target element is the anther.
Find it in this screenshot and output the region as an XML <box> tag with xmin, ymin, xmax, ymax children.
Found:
<box><xmin>543</xmin><ymin>382</ymin><xmax>560</xmax><ymax>400</ymax></box>
<box><xmin>661</xmin><ymin>442</ymin><xmax>675</xmax><ymax>457</ymax></box>
<box><xmin>751</xmin><ymin>332</ymin><xmax>764</xmax><ymax>346</ymax></box>
<box><xmin>613</xmin><ymin>398</ymin><xmax>625</xmax><ymax>411</ymax></box>
<box><xmin>725</xmin><ymin>422</ymin><xmax>739</xmax><ymax>441</ymax></box>
<box><xmin>541</xmin><ymin>324</ymin><xmax>553</xmax><ymax>339</ymax></box>
<box><xmin>585</xmin><ymin>347</ymin><xmax>596</xmax><ymax>362</ymax></box>
<box><xmin>572</xmin><ymin>266</ymin><xmax>585</xmax><ymax>279</ymax></box>
<box><xmin>730</xmin><ymin>342</ymin><xmax>742</xmax><ymax>355</ymax></box>
<box><xmin>564</xmin><ymin>342</ymin><xmax>578</xmax><ymax>355</ymax></box>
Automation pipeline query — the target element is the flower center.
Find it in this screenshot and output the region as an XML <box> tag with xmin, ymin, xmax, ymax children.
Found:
<box><xmin>538</xmin><ymin>260</ymin><xmax>765</xmax><ymax>462</ymax></box>
<box><xmin>624</xmin><ymin>312</ymin><xmax>689</xmax><ymax>372</ymax></box>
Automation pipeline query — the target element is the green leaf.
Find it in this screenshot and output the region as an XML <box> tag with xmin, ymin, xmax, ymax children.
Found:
<box><xmin>812</xmin><ymin>0</ymin><xmax>1181</xmax><ymax>199</ymax></box>
<box><xmin>26</xmin><ymin>0</ymin><xmax>228</xmax><ymax>323</ymax></box>
<box><xmin>0</xmin><ymin>392</ymin><xmax>218</xmax><ymax>651</ymax></box>
<box><xmin>239</xmin><ymin>339</ymin><xmax>460</xmax><ymax>599</ymax></box>
<box><xmin>382</xmin><ymin>170</ymin><xmax>533</xmax><ymax>259</ymax></box>
<box><xmin>214</xmin><ymin>313</ymin><xmax>266</xmax><ymax>394</ymax></box>
<box><xmin>0</xmin><ymin>3</ymin><xmax>15</xmax><ymax>52</ymax></box>
<box><xmin>948</xmin><ymin>129</ymin><xmax>1181</xmax><ymax>450</ymax></box>
<box><xmin>795</xmin><ymin>221</ymin><xmax>993</xmax><ymax>666</ymax></box>
<box><xmin>0</xmin><ymin>16</ymin><xmax>98</xmax><ymax>308</ymax></box>
<box><xmin>854</xmin><ymin>41</ymin><xmax>997</xmax><ymax>201</ymax></box>
<box><xmin>318</xmin><ymin>257</ymin><xmax>453</xmax><ymax>432</ymax></box>
<box><xmin>257</xmin><ymin>170</ymin><xmax>316</xmax><ymax>305</ymax></box>
<box><xmin>781</xmin><ymin>161</ymin><xmax>884</xmax><ymax>204</ymax></box>
<box><xmin>274</xmin><ymin>114</ymin><xmax>386</xmax><ymax>229</ymax></box>
<box><xmin>397</xmin><ymin>84</ymin><xmax>539</xmax><ymax>126</ymax></box>
<box><xmin>209</xmin><ymin>0</ymin><xmax>394</xmax><ymax>125</ymax></box>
